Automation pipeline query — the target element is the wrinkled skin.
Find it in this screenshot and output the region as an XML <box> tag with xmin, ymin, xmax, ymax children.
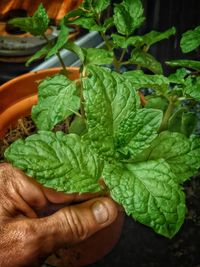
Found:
<box><xmin>0</xmin><ymin>163</ymin><xmax>117</xmax><ymax>267</ymax></box>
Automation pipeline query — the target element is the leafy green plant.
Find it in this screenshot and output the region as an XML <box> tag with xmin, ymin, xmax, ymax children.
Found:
<box><xmin>5</xmin><ymin>1</ymin><xmax>200</xmax><ymax>239</ymax></box>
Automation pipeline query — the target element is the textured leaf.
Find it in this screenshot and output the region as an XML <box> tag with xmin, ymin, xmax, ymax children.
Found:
<box><xmin>116</xmin><ymin>108</ymin><xmax>163</xmax><ymax>157</ymax></box>
<box><xmin>181</xmin><ymin>26</ymin><xmax>200</xmax><ymax>53</ymax></box>
<box><xmin>103</xmin><ymin>160</ymin><xmax>186</xmax><ymax>238</ymax></box>
<box><xmin>166</xmin><ymin>60</ymin><xmax>200</xmax><ymax>71</ymax></box>
<box><xmin>113</xmin><ymin>0</ymin><xmax>144</xmax><ymax>35</ymax></box>
<box><xmin>83</xmin><ymin>48</ymin><xmax>114</xmax><ymax>65</ymax></box>
<box><xmin>5</xmin><ymin>132</ymin><xmax>102</xmax><ymax>193</ymax></box>
<box><xmin>83</xmin><ymin>66</ymin><xmax>140</xmax><ymax>156</ymax></box>
<box><xmin>46</xmin><ymin>19</ymin><xmax>69</xmax><ymax>59</ymax></box>
<box><xmin>8</xmin><ymin>4</ymin><xmax>49</xmax><ymax>36</ymax></box>
<box><xmin>130</xmin><ymin>49</ymin><xmax>163</xmax><ymax>74</ymax></box>
<box><xmin>136</xmin><ymin>131</ymin><xmax>200</xmax><ymax>183</ymax></box>
<box><xmin>32</xmin><ymin>74</ymin><xmax>80</xmax><ymax>130</ymax></box>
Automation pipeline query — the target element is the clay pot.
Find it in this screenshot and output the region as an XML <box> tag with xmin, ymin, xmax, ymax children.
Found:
<box><xmin>0</xmin><ymin>68</ymin><xmax>124</xmax><ymax>266</ymax></box>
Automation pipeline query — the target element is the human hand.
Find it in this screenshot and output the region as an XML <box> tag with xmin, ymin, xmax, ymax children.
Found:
<box><xmin>0</xmin><ymin>163</ymin><xmax>118</xmax><ymax>267</ymax></box>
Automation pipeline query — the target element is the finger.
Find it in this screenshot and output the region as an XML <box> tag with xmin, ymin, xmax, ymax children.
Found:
<box><xmin>0</xmin><ymin>163</ymin><xmax>47</xmax><ymax>216</ymax></box>
<box><xmin>31</xmin><ymin>197</ymin><xmax>118</xmax><ymax>255</ymax></box>
<box><xmin>42</xmin><ymin>187</ymin><xmax>101</xmax><ymax>204</ymax></box>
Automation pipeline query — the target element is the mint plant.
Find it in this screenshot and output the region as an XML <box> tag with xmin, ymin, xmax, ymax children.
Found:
<box><xmin>5</xmin><ymin>1</ymin><xmax>200</xmax><ymax>239</ymax></box>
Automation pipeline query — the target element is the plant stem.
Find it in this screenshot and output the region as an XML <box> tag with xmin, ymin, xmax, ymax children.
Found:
<box><xmin>79</xmin><ymin>69</ymin><xmax>86</xmax><ymax>120</ymax></box>
<box><xmin>42</xmin><ymin>33</ymin><xmax>68</xmax><ymax>76</ymax></box>
<box><xmin>159</xmin><ymin>97</ymin><xmax>176</xmax><ymax>132</ymax></box>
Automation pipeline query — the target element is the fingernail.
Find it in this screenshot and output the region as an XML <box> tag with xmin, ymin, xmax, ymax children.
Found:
<box><xmin>92</xmin><ymin>201</ymin><xmax>109</xmax><ymax>224</ymax></box>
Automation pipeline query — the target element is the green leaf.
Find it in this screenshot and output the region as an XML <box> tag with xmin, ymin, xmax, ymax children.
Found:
<box><xmin>113</xmin><ymin>0</ymin><xmax>145</xmax><ymax>36</ymax></box>
<box><xmin>69</xmin><ymin>17</ymin><xmax>103</xmax><ymax>31</ymax></box>
<box><xmin>5</xmin><ymin>132</ymin><xmax>102</xmax><ymax>193</ymax></box>
<box><xmin>32</xmin><ymin>74</ymin><xmax>80</xmax><ymax>130</ymax></box>
<box><xmin>93</xmin><ymin>0</ymin><xmax>110</xmax><ymax>13</ymax></box>
<box><xmin>69</xmin><ymin>116</ymin><xmax>87</xmax><ymax>136</ymax></box>
<box><xmin>26</xmin><ymin>43</ymin><xmax>52</xmax><ymax>66</ymax></box>
<box><xmin>168</xmin><ymin>68</ymin><xmax>188</xmax><ymax>84</ymax></box>
<box><xmin>123</xmin><ymin>70</ymin><xmax>169</xmax><ymax>92</ymax></box>
<box><xmin>83</xmin><ymin>66</ymin><xmax>140</xmax><ymax>156</ymax></box>
<box><xmin>181</xmin><ymin>26</ymin><xmax>200</xmax><ymax>53</ymax></box>
<box><xmin>8</xmin><ymin>4</ymin><xmax>49</xmax><ymax>36</ymax></box>
<box><xmin>145</xmin><ymin>96</ymin><xmax>168</xmax><ymax>111</ymax></box>
<box><xmin>184</xmin><ymin>76</ymin><xmax>200</xmax><ymax>101</ymax></box>
<box><xmin>168</xmin><ymin>108</ymin><xmax>187</xmax><ymax>133</ymax></box>
<box><xmin>64</xmin><ymin>42</ymin><xmax>85</xmax><ymax>63</ymax></box>
<box><xmin>166</xmin><ymin>60</ymin><xmax>200</xmax><ymax>71</ymax></box>
<box><xmin>130</xmin><ymin>49</ymin><xmax>163</xmax><ymax>74</ymax></box>
<box><xmin>112</xmin><ymin>34</ymin><xmax>143</xmax><ymax>48</ymax></box>
<box><xmin>181</xmin><ymin>112</ymin><xmax>197</xmax><ymax>137</ymax></box>
<box><xmin>136</xmin><ymin>131</ymin><xmax>200</xmax><ymax>183</ymax></box>
<box><xmin>83</xmin><ymin>48</ymin><xmax>114</xmax><ymax>65</ymax></box>
<box><xmin>142</xmin><ymin>27</ymin><xmax>176</xmax><ymax>47</ymax></box>
<box><xmin>46</xmin><ymin>19</ymin><xmax>69</xmax><ymax>59</ymax></box>
<box><xmin>116</xmin><ymin>108</ymin><xmax>163</xmax><ymax>157</ymax></box>
<box><xmin>103</xmin><ymin>160</ymin><xmax>186</xmax><ymax>238</ymax></box>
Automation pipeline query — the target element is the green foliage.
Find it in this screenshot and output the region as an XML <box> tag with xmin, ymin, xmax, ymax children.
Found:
<box><xmin>166</xmin><ymin>60</ymin><xmax>200</xmax><ymax>71</ymax></box>
<box><xmin>180</xmin><ymin>25</ymin><xmax>200</xmax><ymax>53</ymax></box>
<box><xmin>46</xmin><ymin>19</ymin><xmax>69</xmax><ymax>59</ymax></box>
<box><xmin>5</xmin><ymin>65</ymin><xmax>200</xmax><ymax>238</ymax></box>
<box><xmin>8</xmin><ymin>4</ymin><xmax>49</xmax><ymax>36</ymax></box>
<box><xmin>32</xmin><ymin>74</ymin><xmax>80</xmax><ymax>130</ymax></box>
<box><xmin>4</xmin><ymin>1</ymin><xmax>200</xmax><ymax>239</ymax></box>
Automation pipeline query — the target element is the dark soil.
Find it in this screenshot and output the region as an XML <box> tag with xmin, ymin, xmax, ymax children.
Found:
<box><xmin>1</xmin><ymin>118</ymin><xmax>200</xmax><ymax>267</ymax></box>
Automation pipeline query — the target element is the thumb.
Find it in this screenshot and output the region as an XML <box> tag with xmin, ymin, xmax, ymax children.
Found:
<box><xmin>33</xmin><ymin>197</ymin><xmax>118</xmax><ymax>255</ymax></box>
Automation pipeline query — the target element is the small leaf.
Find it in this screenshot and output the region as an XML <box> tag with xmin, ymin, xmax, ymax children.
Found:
<box><xmin>5</xmin><ymin>132</ymin><xmax>102</xmax><ymax>193</ymax></box>
<box><xmin>46</xmin><ymin>19</ymin><xmax>69</xmax><ymax>59</ymax></box>
<box><xmin>83</xmin><ymin>48</ymin><xmax>114</xmax><ymax>65</ymax></box>
<box><xmin>142</xmin><ymin>27</ymin><xmax>176</xmax><ymax>47</ymax></box>
<box><xmin>166</xmin><ymin>60</ymin><xmax>200</xmax><ymax>71</ymax></box>
<box><xmin>181</xmin><ymin>26</ymin><xmax>200</xmax><ymax>53</ymax></box>
<box><xmin>93</xmin><ymin>0</ymin><xmax>110</xmax><ymax>13</ymax></box>
<box><xmin>145</xmin><ymin>96</ymin><xmax>168</xmax><ymax>111</ymax></box>
<box><xmin>104</xmin><ymin>160</ymin><xmax>186</xmax><ymax>238</ymax></box>
<box><xmin>116</xmin><ymin>108</ymin><xmax>163</xmax><ymax>157</ymax></box>
<box><xmin>69</xmin><ymin>116</ymin><xmax>87</xmax><ymax>136</ymax></box>
<box><xmin>168</xmin><ymin>68</ymin><xmax>188</xmax><ymax>84</ymax></box>
<box><xmin>69</xmin><ymin>17</ymin><xmax>103</xmax><ymax>31</ymax></box>
<box><xmin>8</xmin><ymin>4</ymin><xmax>49</xmax><ymax>36</ymax></box>
<box><xmin>181</xmin><ymin>112</ymin><xmax>197</xmax><ymax>137</ymax></box>
<box><xmin>113</xmin><ymin>0</ymin><xmax>145</xmax><ymax>36</ymax></box>
<box><xmin>130</xmin><ymin>49</ymin><xmax>163</xmax><ymax>74</ymax></box>
<box><xmin>32</xmin><ymin>74</ymin><xmax>80</xmax><ymax>130</ymax></box>
<box><xmin>64</xmin><ymin>42</ymin><xmax>85</xmax><ymax>63</ymax></box>
<box><xmin>26</xmin><ymin>43</ymin><xmax>52</xmax><ymax>66</ymax></box>
<box><xmin>123</xmin><ymin>70</ymin><xmax>169</xmax><ymax>92</ymax></box>
<box><xmin>168</xmin><ymin>108</ymin><xmax>187</xmax><ymax>133</ymax></box>
<box><xmin>112</xmin><ymin>34</ymin><xmax>143</xmax><ymax>48</ymax></box>
<box><xmin>184</xmin><ymin>76</ymin><xmax>200</xmax><ymax>101</ymax></box>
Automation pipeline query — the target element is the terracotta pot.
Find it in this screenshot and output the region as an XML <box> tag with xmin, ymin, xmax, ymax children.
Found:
<box><xmin>0</xmin><ymin>68</ymin><xmax>125</xmax><ymax>266</ymax></box>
